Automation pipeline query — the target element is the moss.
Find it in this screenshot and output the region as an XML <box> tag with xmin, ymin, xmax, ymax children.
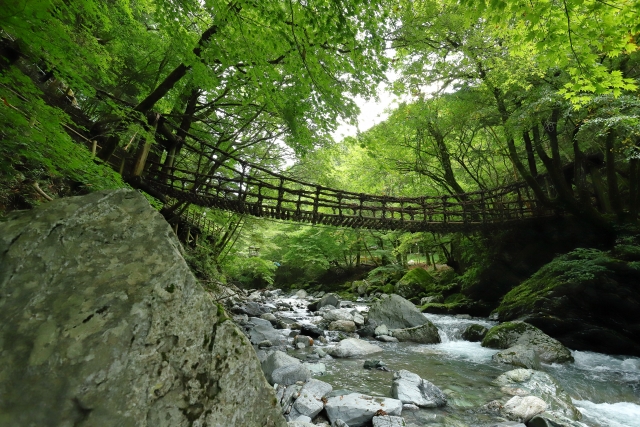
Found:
<box><xmin>444</xmin><ymin>293</ymin><xmax>466</xmax><ymax>304</ymax></box>
<box><xmin>482</xmin><ymin>321</ymin><xmax>531</xmax><ymax>349</ymax></box>
<box><xmin>495</xmin><ymin>248</ymin><xmax>616</xmax><ymax>318</ymax></box>
<box><xmin>381</xmin><ymin>283</ymin><xmax>394</xmax><ymax>294</ymax></box>
<box><xmin>398</xmin><ymin>268</ymin><xmax>434</xmax><ymax>286</ymax></box>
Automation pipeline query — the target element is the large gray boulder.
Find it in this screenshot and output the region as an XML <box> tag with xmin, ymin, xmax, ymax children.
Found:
<box><xmin>0</xmin><ymin>189</ymin><xmax>286</xmax><ymax>427</ymax></box>
<box><xmin>391</xmin><ymin>370</ymin><xmax>446</xmax><ymax>408</ymax></box>
<box><xmin>262</xmin><ymin>351</ymin><xmax>304</xmax><ymax>384</ymax></box>
<box><xmin>494</xmin><ymin>369</ymin><xmax>582</xmax><ymax>420</ymax></box>
<box><xmin>391</xmin><ymin>323</ymin><xmax>440</xmax><ymax>344</ymax></box>
<box><xmin>326</xmin><ymin>338</ymin><xmax>383</xmax><ymax>358</ymax></box>
<box><xmin>482</xmin><ymin>321</ymin><xmax>573</xmax><ymax>364</ymax></box>
<box><xmin>325</xmin><ymin>393</ymin><xmax>403</xmax><ymax>427</ymax></box>
<box><xmin>367</xmin><ymin>294</ymin><xmax>429</xmax><ymax>330</ymax></box>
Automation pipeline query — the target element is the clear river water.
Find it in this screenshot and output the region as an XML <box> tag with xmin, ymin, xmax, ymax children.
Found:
<box><xmin>278</xmin><ymin>298</ymin><xmax>640</xmax><ymax>427</ymax></box>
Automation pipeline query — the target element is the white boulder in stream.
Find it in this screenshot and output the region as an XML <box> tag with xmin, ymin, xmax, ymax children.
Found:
<box><xmin>391</xmin><ymin>370</ymin><xmax>447</xmax><ymax>408</ymax></box>
<box><xmin>0</xmin><ymin>189</ymin><xmax>286</xmax><ymax>427</ymax></box>
<box><xmin>327</xmin><ymin>338</ymin><xmax>383</xmax><ymax>358</ymax></box>
<box><xmin>372</xmin><ymin>415</ymin><xmax>406</xmax><ymax>427</ymax></box>
<box><xmin>494</xmin><ymin>369</ymin><xmax>582</xmax><ymax>420</ymax></box>
<box><xmin>367</xmin><ymin>294</ymin><xmax>430</xmax><ymax>329</ymax></box>
<box><xmin>323</xmin><ymin>308</ymin><xmax>355</xmax><ymax>322</ymax></box>
<box><xmin>502</xmin><ymin>395</ymin><xmax>547</xmax><ymax>422</ymax></box>
<box><xmin>325</xmin><ymin>393</ymin><xmax>403</xmax><ymax>427</ymax></box>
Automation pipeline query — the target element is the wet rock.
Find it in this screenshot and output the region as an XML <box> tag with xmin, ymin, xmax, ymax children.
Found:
<box><xmin>294</xmin><ymin>335</ymin><xmax>314</xmax><ymax>347</ymax></box>
<box><xmin>262</xmin><ymin>351</ymin><xmax>302</xmax><ymax>384</ymax></box>
<box><xmin>329</xmin><ymin>320</ymin><xmax>357</xmax><ymax>333</ymax></box>
<box><xmin>362</xmin><ymin>360</ymin><xmax>389</xmax><ymax>371</ymax></box>
<box><xmin>295</xmin><ymin>290</ymin><xmax>308</xmax><ymax>299</ymax></box>
<box><xmin>528</xmin><ymin>413</ymin><xmax>584</xmax><ymax>427</ymax></box>
<box><xmin>493</xmin><ymin>345</ymin><xmax>541</xmax><ymax>369</ymax></box>
<box><xmin>374</xmin><ymin>324</ymin><xmax>389</xmax><ymax>336</ymax></box>
<box><xmin>234</xmin><ymin>300</ymin><xmax>272</xmax><ymax>317</ymax></box>
<box><xmin>325</xmin><ymin>393</ymin><xmax>403</xmax><ymax>427</ymax></box>
<box><xmin>494</xmin><ymin>369</ymin><xmax>581</xmax><ymax>420</ymax></box>
<box><xmin>367</xmin><ymin>294</ymin><xmax>430</xmax><ymax>330</ymax></box>
<box><xmin>357</xmin><ymin>319</ymin><xmax>378</xmax><ymax>338</ymax></box>
<box><xmin>250</xmin><ymin>323</ymin><xmax>291</xmax><ymax>346</ymax></box>
<box><xmin>318</xmin><ymin>293</ymin><xmax>341</xmax><ymax>309</ymax></box>
<box><xmin>502</xmin><ymin>395</ymin><xmax>547</xmax><ymax>422</ymax></box>
<box><xmin>391</xmin><ymin>323</ymin><xmax>441</xmax><ymax>344</ymax></box>
<box><xmin>301</xmin><ymin>324</ymin><xmax>324</xmax><ymax>338</ymax></box>
<box><xmin>251</xmin><ymin>316</ymin><xmax>275</xmax><ymax>328</ymax></box>
<box><xmin>391</xmin><ymin>370</ymin><xmax>447</xmax><ymax>408</ymax></box>
<box><xmin>272</xmin><ymin>364</ymin><xmax>312</xmax><ymax>386</ymax></box>
<box><xmin>0</xmin><ymin>189</ymin><xmax>286</xmax><ymax>427</ymax></box>
<box><xmin>262</xmin><ymin>313</ymin><xmax>279</xmax><ymax>324</ymax></box>
<box><xmin>326</xmin><ymin>338</ymin><xmax>383</xmax><ymax>358</ymax></box>
<box><xmin>292</xmin><ymin>379</ymin><xmax>333</xmax><ymax>419</ymax></box>
<box><xmin>259</xmin><ymin>340</ymin><xmax>274</xmax><ymax>348</ymax></box>
<box><xmin>324</xmin><ymin>309</ymin><xmax>355</xmax><ymax>322</ymax></box>
<box><xmin>461</xmin><ymin>323</ymin><xmax>488</xmax><ymax>342</ymax></box>
<box><xmin>287</xmin><ymin>420</ymin><xmax>315</xmax><ymax>427</ymax></box>
<box><xmin>332</xmin><ymin>420</ymin><xmax>350</xmax><ymax>427</ymax></box>
<box><xmin>372</xmin><ymin>415</ymin><xmax>406</xmax><ymax>427</ymax></box>
<box><xmin>482</xmin><ymin>321</ymin><xmax>573</xmax><ymax>364</ymax></box>
<box><xmin>352</xmin><ymin>313</ymin><xmax>365</xmax><ymax>326</ymax></box>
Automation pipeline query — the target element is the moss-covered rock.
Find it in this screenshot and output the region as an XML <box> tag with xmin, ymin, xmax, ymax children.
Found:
<box><xmin>394</xmin><ymin>268</ymin><xmax>435</xmax><ymax>299</ymax></box>
<box><xmin>462</xmin><ymin>324</ymin><xmax>488</xmax><ymax>342</ymax></box>
<box><xmin>493</xmin><ymin>247</ymin><xmax>640</xmax><ymax>356</ymax></box>
<box><xmin>482</xmin><ymin>321</ymin><xmax>573</xmax><ymax>364</ymax></box>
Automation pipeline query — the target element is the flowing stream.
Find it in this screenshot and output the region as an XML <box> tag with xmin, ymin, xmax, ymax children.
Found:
<box><xmin>277</xmin><ymin>298</ymin><xmax>640</xmax><ymax>427</ymax></box>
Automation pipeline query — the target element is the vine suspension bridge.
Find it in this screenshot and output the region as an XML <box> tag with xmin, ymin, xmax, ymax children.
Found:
<box><xmin>104</xmin><ymin>133</ymin><xmax>558</xmax><ymax>235</ymax></box>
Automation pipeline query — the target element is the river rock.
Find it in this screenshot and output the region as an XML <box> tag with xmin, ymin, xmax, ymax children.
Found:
<box><xmin>291</xmin><ymin>379</ymin><xmax>333</xmax><ymax>419</ymax></box>
<box><xmin>372</xmin><ymin>415</ymin><xmax>406</xmax><ymax>427</ymax></box>
<box><xmin>493</xmin><ymin>345</ymin><xmax>541</xmax><ymax>369</ymax></box>
<box><xmin>294</xmin><ymin>335</ymin><xmax>314</xmax><ymax>347</ymax></box>
<box><xmin>461</xmin><ymin>323</ymin><xmax>488</xmax><ymax>341</ymax></box>
<box><xmin>251</xmin><ymin>323</ymin><xmax>291</xmax><ymax>346</ymax></box>
<box><xmin>494</xmin><ymin>369</ymin><xmax>581</xmax><ymax>420</ymax></box>
<box><xmin>528</xmin><ymin>413</ymin><xmax>584</xmax><ymax>427</ymax></box>
<box><xmin>262</xmin><ymin>312</ymin><xmax>279</xmax><ymax>324</ymax></box>
<box><xmin>329</xmin><ymin>320</ymin><xmax>357</xmax><ymax>333</ymax></box>
<box><xmin>376</xmin><ymin>335</ymin><xmax>399</xmax><ymax>342</ymax></box>
<box><xmin>367</xmin><ymin>294</ymin><xmax>430</xmax><ymax>330</ymax></box>
<box><xmin>391</xmin><ymin>323</ymin><xmax>441</xmax><ymax>344</ymax></box>
<box><xmin>272</xmin><ymin>364</ymin><xmax>312</xmax><ymax>385</ymax></box>
<box><xmin>357</xmin><ymin>319</ymin><xmax>378</xmax><ymax>337</ymax></box>
<box><xmin>502</xmin><ymin>395</ymin><xmax>547</xmax><ymax>422</ymax></box>
<box><xmin>332</xmin><ymin>420</ymin><xmax>349</xmax><ymax>427</ymax></box>
<box><xmin>391</xmin><ymin>370</ymin><xmax>447</xmax><ymax>408</ymax></box>
<box><xmin>325</xmin><ymin>393</ymin><xmax>403</xmax><ymax>427</ymax></box>
<box><xmin>374</xmin><ymin>324</ymin><xmax>389</xmax><ymax>336</ymax></box>
<box><xmin>262</xmin><ymin>351</ymin><xmax>301</xmax><ymax>383</ymax></box>
<box><xmin>288</xmin><ymin>421</ymin><xmax>315</xmax><ymax>427</ymax></box>
<box><xmin>318</xmin><ymin>293</ymin><xmax>341</xmax><ymax>309</ymax></box>
<box><xmin>234</xmin><ymin>300</ymin><xmax>272</xmax><ymax>317</ymax></box>
<box><xmin>326</xmin><ymin>338</ymin><xmax>383</xmax><ymax>358</ymax></box>
<box><xmin>301</xmin><ymin>323</ymin><xmax>324</xmax><ymax>338</ymax></box>
<box><xmin>295</xmin><ymin>290</ymin><xmax>308</xmax><ymax>299</ymax></box>
<box><xmin>0</xmin><ymin>189</ymin><xmax>286</xmax><ymax>427</ymax></box>
<box><xmin>324</xmin><ymin>309</ymin><xmax>355</xmax><ymax>322</ymax></box>
<box><xmin>352</xmin><ymin>312</ymin><xmax>365</xmax><ymax>326</ymax></box>
<box><xmin>482</xmin><ymin>321</ymin><xmax>573</xmax><ymax>363</ymax></box>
